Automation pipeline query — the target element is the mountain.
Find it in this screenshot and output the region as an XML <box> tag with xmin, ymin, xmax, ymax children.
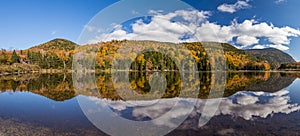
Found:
<box><xmin>23</xmin><ymin>39</ymin><xmax>78</xmax><ymax>69</ymax></box>
<box><xmin>245</xmin><ymin>48</ymin><xmax>296</xmax><ymax>69</ymax></box>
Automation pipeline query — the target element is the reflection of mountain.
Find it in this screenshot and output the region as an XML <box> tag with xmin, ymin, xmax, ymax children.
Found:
<box><xmin>0</xmin><ymin>72</ymin><xmax>297</xmax><ymax>101</ymax></box>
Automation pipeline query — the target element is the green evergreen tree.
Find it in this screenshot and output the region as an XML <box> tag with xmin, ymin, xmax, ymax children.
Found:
<box><xmin>11</xmin><ymin>50</ymin><xmax>20</xmax><ymax>64</ymax></box>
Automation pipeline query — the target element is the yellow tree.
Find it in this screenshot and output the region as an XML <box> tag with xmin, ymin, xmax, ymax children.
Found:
<box><xmin>57</xmin><ymin>50</ymin><xmax>69</xmax><ymax>69</ymax></box>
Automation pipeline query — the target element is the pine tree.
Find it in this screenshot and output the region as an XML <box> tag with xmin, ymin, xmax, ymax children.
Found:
<box><xmin>11</xmin><ymin>50</ymin><xmax>20</xmax><ymax>64</ymax></box>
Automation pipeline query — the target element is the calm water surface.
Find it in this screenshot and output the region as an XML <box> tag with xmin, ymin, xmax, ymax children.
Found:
<box><xmin>0</xmin><ymin>72</ymin><xmax>299</xmax><ymax>135</ymax></box>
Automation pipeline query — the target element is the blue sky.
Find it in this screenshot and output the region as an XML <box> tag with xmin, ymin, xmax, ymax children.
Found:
<box><xmin>1</xmin><ymin>0</ymin><xmax>300</xmax><ymax>60</ymax></box>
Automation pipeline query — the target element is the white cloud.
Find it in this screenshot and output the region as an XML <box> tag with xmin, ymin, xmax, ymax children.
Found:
<box><xmin>148</xmin><ymin>9</ymin><xmax>164</xmax><ymax>14</ymax></box>
<box><xmin>84</xmin><ymin>25</ymin><xmax>96</xmax><ymax>32</ymax></box>
<box><xmin>236</xmin><ymin>35</ymin><xmax>259</xmax><ymax>47</ymax></box>
<box><xmin>91</xmin><ymin>9</ymin><xmax>211</xmax><ymax>43</ymax></box>
<box><xmin>217</xmin><ymin>0</ymin><xmax>251</xmax><ymax>13</ymax></box>
<box><xmin>252</xmin><ymin>45</ymin><xmax>267</xmax><ymax>49</ymax></box>
<box><xmin>51</xmin><ymin>31</ymin><xmax>57</xmax><ymax>35</ymax></box>
<box><xmin>131</xmin><ymin>10</ymin><xmax>139</xmax><ymax>15</ymax></box>
<box><xmin>275</xmin><ymin>0</ymin><xmax>286</xmax><ymax>4</ymax></box>
<box><xmin>268</xmin><ymin>44</ymin><xmax>290</xmax><ymax>50</ymax></box>
<box><xmin>252</xmin><ymin>44</ymin><xmax>289</xmax><ymax>51</ymax></box>
<box><xmin>90</xmin><ymin>9</ymin><xmax>300</xmax><ymax>51</ymax></box>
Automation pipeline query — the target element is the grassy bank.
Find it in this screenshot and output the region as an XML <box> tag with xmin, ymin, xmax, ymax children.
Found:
<box><xmin>0</xmin><ymin>63</ymin><xmax>73</xmax><ymax>75</ymax></box>
<box><xmin>0</xmin><ymin>63</ymin><xmax>40</xmax><ymax>75</ymax></box>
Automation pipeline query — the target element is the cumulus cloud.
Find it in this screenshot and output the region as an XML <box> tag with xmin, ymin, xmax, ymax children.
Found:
<box><xmin>269</xmin><ymin>44</ymin><xmax>290</xmax><ymax>50</ymax></box>
<box><xmin>90</xmin><ymin>9</ymin><xmax>211</xmax><ymax>43</ymax></box>
<box><xmin>252</xmin><ymin>45</ymin><xmax>267</xmax><ymax>49</ymax></box>
<box><xmin>89</xmin><ymin>9</ymin><xmax>300</xmax><ymax>51</ymax></box>
<box><xmin>230</xmin><ymin>20</ymin><xmax>300</xmax><ymax>48</ymax></box>
<box><xmin>236</xmin><ymin>35</ymin><xmax>259</xmax><ymax>47</ymax></box>
<box><xmin>217</xmin><ymin>0</ymin><xmax>251</xmax><ymax>13</ymax></box>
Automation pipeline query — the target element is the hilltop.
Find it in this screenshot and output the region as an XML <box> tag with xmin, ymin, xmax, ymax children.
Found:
<box><xmin>29</xmin><ymin>38</ymin><xmax>77</xmax><ymax>51</ymax></box>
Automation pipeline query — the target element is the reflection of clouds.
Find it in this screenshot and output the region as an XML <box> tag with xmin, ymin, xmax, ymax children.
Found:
<box><xmin>86</xmin><ymin>89</ymin><xmax>300</xmax><ymax>128</ymax></box>
<box><xmin>130</xmin><ymin>99</ymin><xmax>174</xmax><ymax>120</ymax></box>
<box><xmin>236</xmin><ymin>94</ymin><xmax>259</xmax><ymax>105</ymax></box>
<box><xmin>215</xmin><ymin>90</ymin><xmax>300</xmax><ymax>120</ymax></box>
<box><xmin>87</xmin><ymin>97</ymin><xmax>196</xmax><ymax>128</ymax></box>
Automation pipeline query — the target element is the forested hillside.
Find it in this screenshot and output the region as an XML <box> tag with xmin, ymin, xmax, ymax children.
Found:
<box><xmin>0</xmin><ymin>39</ymin><xmax>76</xmax><ymax>73</ymax></box>
<box><xmin>2</xmin><ymin>38</ymin><xmax>295</xmax><ymax>74</ymax></box>
<box><xmin>245</xmin><ymin>48</ymin><xmax>296</xmax><ymax>69</ymax></box>
<box><xmin>86</xmin><ymin>40</ymin><xmax>271</xmax><ymax>71</ymax></box>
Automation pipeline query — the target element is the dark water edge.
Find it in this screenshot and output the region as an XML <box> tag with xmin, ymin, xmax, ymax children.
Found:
<box><xmin>168</xmin><ymin>113</ymin><xmax>300</xmax><ymax>136</ymax></box>
<box><xmin>0</xmin><ymin>92</ymin><xmax>106</xmax><ymax>136</ymax></box>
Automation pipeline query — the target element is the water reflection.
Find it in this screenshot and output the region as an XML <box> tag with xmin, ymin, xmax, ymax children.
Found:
<box><xmin>0</xmin><ymin>72</ymin><xmax>297</xmax><ymax>101</ymax></box>
<box><xmin>0</xmin><ymin>91</ymin><xmax>104</xmax><ymax>135</ymax></box>
<box><xmin>212</xmin><ymin>90</ymin><xmax>300</xmax><ymax>120</ymax></box>
<box><xmin>0</xmin><ymin>72</ymin><xmax>299</xmax><ymax>135</ymax></box>
<box><xmin>0</xmin><ymin>74</ymin><xmax>75</xmax><ymax>101</ymax></box>
<box><xmin>79</xmin><ymin>85</ymin><xmax>300</xmax><ymax>135</ymax></box>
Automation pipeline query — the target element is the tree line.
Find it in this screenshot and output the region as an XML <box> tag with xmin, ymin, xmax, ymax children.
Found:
<box><xmin>0</xmin><ymin>39</ymin><xmax>271</xmax><ymax>71</ymax></box>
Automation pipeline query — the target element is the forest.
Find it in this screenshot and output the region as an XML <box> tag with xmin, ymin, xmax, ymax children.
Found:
<box><xmin>0</xmin><ymin>38</ymin><xmax>280</xmax><ymax>74</ymax></box>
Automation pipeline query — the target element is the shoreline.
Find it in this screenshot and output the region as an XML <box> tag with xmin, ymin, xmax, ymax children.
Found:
<box><xmin>1</xmin><ymin>69</ymin><xmax>300</xmax><ymax>76</ymax></box>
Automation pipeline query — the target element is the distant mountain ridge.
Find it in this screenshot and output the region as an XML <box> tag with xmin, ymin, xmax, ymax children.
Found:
<box><xmin>245</xmin><ymin>48</ymin><xmax>296</xmax><ymax>69</ymax></box>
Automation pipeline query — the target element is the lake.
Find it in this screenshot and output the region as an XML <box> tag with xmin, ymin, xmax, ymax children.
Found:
<box><xmin>0</xmin><ymin>72</ymin><xmax>299</xmax><ymax>135</ymax></box>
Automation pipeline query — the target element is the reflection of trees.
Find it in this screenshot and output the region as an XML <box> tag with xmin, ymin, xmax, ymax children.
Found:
<box><xmin>0</xmin><ymin>74</ymin><xmax>75</xmax><ymax>101</ymax></box>
<box><xmin>94</xmin><ymin>72</ymin><xmax>297</xmax><ymax>100</ymax></box>
<box><xmin>224</xmin><ymin>72</ymin><xmax>268</xmax><ymax>97</ymax></box>
<box><xmin>128</xmin><ymin>72</ymin><xmax>182</xmax><ymax>98</ymax></box>
<box><xmin>245</xmin><ymin>72</ymin><xmax>296</xmax><ymax>92</ymax></box>
<box><xmin>97</xmin><ymin>73</ymin><xmax>121</xmax><ymax>101</ymax></box>
<box><xmin>224</xmin><ymin>72</ymin><xmax>297</xmax><ymax>97</ymax></box>
<box><xmin>0</xmin><ymin>72</ymin><xmax>297</xmax><ymax>101</ymax></box>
